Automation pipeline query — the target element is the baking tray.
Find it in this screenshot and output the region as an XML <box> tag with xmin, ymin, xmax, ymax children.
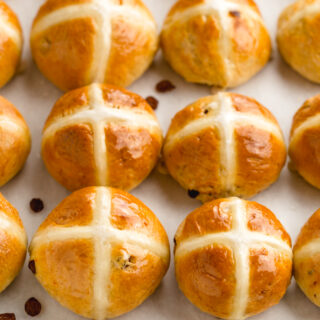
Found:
<box><xmin>1</xmin><ymin>0</ymin><xmax>320</xmax><ymax>319</ymax></box>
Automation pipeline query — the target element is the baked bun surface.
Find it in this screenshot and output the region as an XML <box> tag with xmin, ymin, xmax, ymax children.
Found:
<box><xmin>30</xmin><ymin>0</ymin><xmax>158</xmax><ymax>91</ymax></box>
<box><xmin>0</xmin><ymin>96</ymin><xmax>31</xmax><ymax>186</ymax></box>
<box><xmin>161</xmin><ymin>0</ymin><xmax>271</xmax><ymax>88</ymax></box>
<box><xmin>174</xmin><ymin>197</ymin><xmax>292</xmax><ymax>320</ymax></box>
<box><xmin>294</xmin><ymin>208</ymin><xmax>320</xmax><ymax>307</ymax></box>
<box><xmin>29</xmin><ymin>186</ymin><xmax>170</xmax><ymax>319</ymax></box>
<box><xmin>163</xmin><ymin>92</ymin><xmax>286</xmax><ymax>202</ymax></box>
<box><xmin>0</xmin><ymin>193</ymin><xmax>27</xmax><ymax>293</ymax></box>
<box><xmin>0</xmin><ymin>1</ymin><xmax>23</xmax><ymax>88</ymax></box>
<box><xmin>42</xmin><ymin>83</ymin><xmax>162</xmax><ymax>191</ymax></box>
<box><xmin>289</xmin><ymin>95</ymin><xmax>320</xmax><ymax>189</ymax></box>
<box><xmin>277</xmin><ymin>0</ymin><xmax>320</xmax><ymax>84</ymax></box>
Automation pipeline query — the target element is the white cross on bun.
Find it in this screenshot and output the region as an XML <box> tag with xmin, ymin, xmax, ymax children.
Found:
<box><xmin>277</xmin><ymin>0</ymin><xmax>320</xmax><ymax>84</ymax></box>
<box><xmin>29</xmin><ymin>186</ymin><xmax>170</xmax><ymax>319</ymax></box>
<box><xmin>0</xmin><ymin>193</ymin><xmax>27</xmax><ymax>293</ymax></box>
<box><xmin>174</xmin><ymin>197</ymin><xmax>292</xmax><ymax>320</ymax></box>
<box><xmin>161</xmin><ymin>0</ymin><xmax>271</xmax><ymax>88</ymax></box>
<box><xmin>41</xmin><ymin>83</ymin><xmax>163</xmax><ymax>192</ymax></box>
<box><xmin>0</xmin><ymin>1</ymin><xmax>23</xmax><ymax>88</ymax></box>
<box><xmin>163</xmin><ymin>92</ymin><xmax>286</xmax><ymax>202</ymax></box>
<box><xmin>30</xmin><ymin>0</ymin><xmax>158</xmax><ymax>91</ymax></box>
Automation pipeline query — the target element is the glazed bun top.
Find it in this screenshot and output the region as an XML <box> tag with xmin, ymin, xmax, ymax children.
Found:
<box><xmin>163</xmin><ymin>92</ymin><xmax>286</xmax><ymax>202</ymax></box>
<box><xmin>42</xmin><ymin>83</ymin><xmax>162</xmax><ymax>192</ymax></box>
<box><xmin>29</xmin><ymin>186</ymin><xmax>170</xmax><ymax>319</ymax></box>
<box><xmin>161</xmin><ymin>0</ymin><xmax>271</xmax><ymax>88</ymax></box>
<box><xmin>175</xmin><ymin>197</ymin><xmax>292</xmax><ymax>320</ymax></box>
<box><xmin>30</xmin><ymin>0</ymin><xmax>158</xmax><ymax>91</ymax></box>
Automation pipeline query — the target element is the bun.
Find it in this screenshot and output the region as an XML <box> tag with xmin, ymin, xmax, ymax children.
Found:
<box><xmin>277</xmin><ymin>0</ymin><xmax>320</xmax><ymax>83</ymax></box>
<box><xmin>30</xmin><ymin>0</ymin><xmax>158</xmax><ymax>91</ymax></box>
<box><xmin>163</xmin><ymin>92</ymin><xmax>286</xmax><ymax>202</ymax></box>
<box><xmin>42</xmin><ymin>83</ymin><xmax>162</xmax><ymax>191</ymax></box>
<box><xmin>0</xmin><ymin>96</ymin><xmax>31</xmax><ymax>186</ymax></box>
<box><xmin>174</xmin><ymin>197</ymin><xmax>292</xmax><ymax>319</ymax></box>
<box><xmin>0</xmin><ymin>193</ymin><xmax>27</xmax><ymax>293</ymax></box>
<box><xmin>289</xmin><ymin>95</ymin><xmax>320</xmax><ymax>188</ymax></box>
<box><xmin>0</xmin><ymin>1</ymin><xmax>23</xmax><ymax>88</ymax></box>
<box><xmin>29</xmin><ymin>186</ymin><xmax>170</xmax><ymax>319</ymax></box>
<box><xmin>294</xmin><ymin>208</ymin><xmax>320</xmax><ymax>307</ymax></box>
<box><xmin>161</xmin><ymin>0</ymin><xmax>271</xmax><ymax>88</ymax></box>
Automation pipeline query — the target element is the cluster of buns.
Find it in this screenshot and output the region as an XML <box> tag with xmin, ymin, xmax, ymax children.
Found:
<box><xmin>2</xmin><ymin>0</ymin><xmax>320</xmax><ymax>320</ymax></box>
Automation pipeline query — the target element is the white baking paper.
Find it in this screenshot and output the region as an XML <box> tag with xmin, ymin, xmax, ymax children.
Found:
<box><xmin>0</xmin><ymin>0</ymin><xmax>319</xmax><ymax>319</ymax></box>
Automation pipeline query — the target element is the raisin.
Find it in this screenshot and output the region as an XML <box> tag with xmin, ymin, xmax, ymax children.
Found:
<box><xmin>188</xmin><ymin>190</ymin><xmax>199</xmax><ymax>198</ymax></box>
<box><xmin>146</xmin><ymin>96</ymin><xmax>159</xmax><ymax>110</ymax></box>
<box><xmin>30</xmin><ymin>199</ymin><xmax>44</xmax><ymax>213</ymax></box>
<box><xmin>28</xmin><ymin>260</ymin><xmax>36</xmax><ymax>274</ymax></box>
<box><xmin>0</xmin><ymin>314</ymin><xmax>16</xmax><ymax>320</ymax></box>
<box><xmin>25</xmin><ymin>298</ymin><xmax>41</xmax><ymax>317</ymax></box>
<box><xmin>156</xmin><ymin>80</ymin><xmax>176</xmax><ymax>93</ymax></box>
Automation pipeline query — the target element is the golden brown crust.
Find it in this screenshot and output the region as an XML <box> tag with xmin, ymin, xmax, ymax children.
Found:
<box><xmin>233</xmin><ymin>125</ymin><xmax>287</xmax><ymax>198</ymax></box>
<box><xmin>0</xmin><ymin>97</ymin><xmax>31</xmax><ymax>187</ymax></box>
<box><xmin>294</xmin><ymin>209</ymin><xmax>320</xmax><ymax>251</ymax></box>
<box><xmin>161</xmin><ymin>0</ymin><xmax>271</xmax><ymax>88</ymax></box>
<box><xmin>108</xmin><ymin>242</ymin><xmax>168</xmax><ymax>317</ymax></box>
<box><xmin>29</xmin><ymin>187</ymin><xmax>170</xmax><ymax>319</ymax></box>
<box><xmin>277</xmin><ymin>0</ymin><xmax>320</xmax><ymax>84</ymax></box>
<box><xmin>246</xmin><ymin>247</ymin><xmax>292</xmax><ymax>316</ymax></box>
<box><xmin>42</xmin><ymin>83</ymin><xmax>162</xmax><ymax>192</ymax></box>
<box><xmin>175</xmin><ymin>198</ymin><xmax>292</xmax><ymax>319</ymax></box>
<box><xmin>175</xmin><ymin>198</ymin><xmax>233</xmax><ymax>245</ymax></box>
<box><xmin>30</xmin><ymin>239</ymin><xmax>95</xmax><ymax>318</ymax></box>
<box><xmin>175</xmin><ymin>244</ymin><xmax>236</xmax><ymax>319</ymax></box>
<box><xmin>246</xmin><ymin>201</ymin><xmax>291</xmax><ymax>245</ymax></box>
<box><xmin>31</xmin><ymin>18</ymin><xmax>96</xmax><ymax>92</ymax></box>
<box><xmin>164</xmin><ymin>127</ymin><xmax>223</xmax><ymax>201</ymax></box>
<box><xmin>110</xmin><ymin>188</ymin><xmax>169</xmax><ymax>245</ymax></box>
<box><xmin>163</xmin><ymin>93</ymin><xmax>286</xmax><ymax>202</ymax></box>
<box><xmin>293</xmin><ymin>209</ymin><xmax>320</xmax><ymax>306</ymax></box>
<box><xmin>31</xmin><ymin>0</ymin><xmax>158</xmax><ymax>91</ymax></box>
<box><xmin>0</xmin><ymin>193</ymin><xmax>27</xmax><ymax>293</ymax></box>
<box><xmin>289</xmin><ymin>95</ymin><xmax>320</xmax><ymax>189</ymax></box>
<box><xmin>0</xmin><ymin>1</ymin><xmax>22</xmax><ymax>88</ymax></box>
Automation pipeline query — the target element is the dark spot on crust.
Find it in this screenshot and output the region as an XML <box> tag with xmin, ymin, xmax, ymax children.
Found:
<box><xmin>204</xmin><ymin>109</ymin><xmax>209</xmax><ymax>114</ymax></box>
<box><xmin>0</xmin><ymin>314</ymin><xmax>16</xmax><ymax>320</ymax></box>
<box><xmin>174</xmin><ymin>238</ymin><xmax>177</xmax><ymax>246</ymax></box>
<box><xmin>188</xmin><ymin>190</ymin><xmax>199</xmax><ymax>198</ymax></box>
<box><xmin>30</xmin><ymin>199</ymin><xmax>44</xmax><ymax>213</ymax></box>
<box><xmin>229</xmin><ymin>10</ymin><xmax>241</xmax><ymax>17</ymax></box>
<box><xmin>146</xmin><ymin>96</ymin><xmax>159</xmax><ymax>110</ymax></box>
<box><xmin>28</xmin><ymin>260</ymin><xmax>36</xmax><ymax>274</ymax></box>
<box><xmin>25</xmin><ymin>298</ymin><xmax>41</xmax><ymax>317</ymax></box>
<box><xmin>156</xmin><ymin>80</ymin><xmax>176</xmax><ymax>93</ymax></box>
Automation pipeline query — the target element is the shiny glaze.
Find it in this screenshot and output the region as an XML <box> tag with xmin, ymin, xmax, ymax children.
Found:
<box><xmin>234</xmin><ymin>125</ymin><xmax>286</xmax><ymax>198</ymax></box>
<box><xmin>175</xmin><ymin>198</ymin><xmax>292</xmax><ymax>320</ymax></box>
<box><xmin>161</xmin><ymin>0</ymin><xmax>271</xmax><ymax>88</ymax></box>
<box><xmin>31</xmin><ymin>0</ymin><xmax>158</xmax><ymax>91</ymax></box>
<box><xmin>42</xmin><ymin>84</ymin><xmax>163</xmax><ymax>192</ymax></box>
<box><xmin>29</xmin><ymin>187</ymin><xmax>170</xmax><ymax>319</ymax></box>
<box><xmin>163</xmin><ymin>93</ymin><xmax>286</xmax><ymax>202</ymax></box>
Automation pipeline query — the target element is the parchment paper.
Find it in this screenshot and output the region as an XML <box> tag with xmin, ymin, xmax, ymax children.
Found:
<box><xmin>1</xmin><ymin>0</ymin><xmax>320</xmax><ymax>319</ymax></box>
